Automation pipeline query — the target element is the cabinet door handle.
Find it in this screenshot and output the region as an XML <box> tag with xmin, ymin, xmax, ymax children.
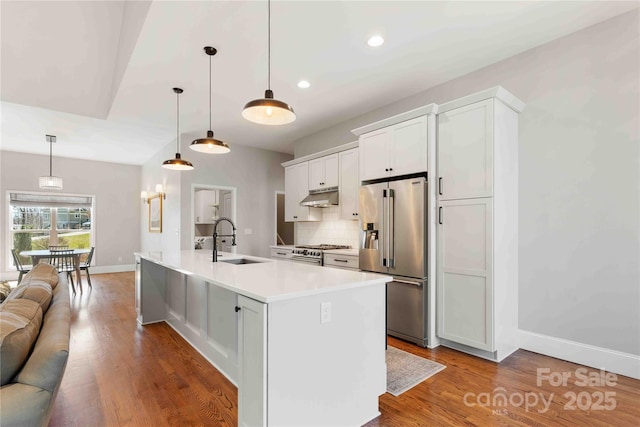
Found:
<box><xmin>385</xmin><ymin>168</ymin><xmax>389</xmax><ymax>172</ymax></box>
<box><xmin>235</xmin><ymin>306</ymin><xmax>241</xmax><ymax>312</ymax></box>
<box><xmin>333</xmin><ymin>259</ymin><xmax>349</xmax><ymax>263</ymax></box>
<box><xmin>438</xmin><ymin>207</ymin><xmax>443</xmax><ymax>224</ymax></box>
<box><xmin>438</xmin><ymin>177</ymin><xmax>443</xmax><ymax>195</ymax></box>
<box><xmin>389</xmin><ymin>168</ymin><xmax>393</xmax><ymax>171</ymax></box>
<box><xmin>276</xmin><ymin>252</ymin><xmax>287</xmax><ymax>255</ymax></box>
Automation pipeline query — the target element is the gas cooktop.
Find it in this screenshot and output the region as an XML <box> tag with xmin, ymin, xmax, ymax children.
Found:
<box><xmin>294</xmin><ymin>244</ymin><xmax>351</xmax><ymax>250</ymax></box>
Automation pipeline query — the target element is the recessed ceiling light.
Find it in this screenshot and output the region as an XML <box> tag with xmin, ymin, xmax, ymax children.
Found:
<box><xmin>297</xmin><ymin>80</ymin><xmax>310</xmax><ymax>89</ymax></box>
<box><xmin>367</xmin><ymin>35</ymin><xmax>384</xmax><ymax>47</ymax></box>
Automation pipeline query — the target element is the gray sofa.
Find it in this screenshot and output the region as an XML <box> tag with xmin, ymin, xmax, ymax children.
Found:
<box><xmin>0</xmin><ymin>264</ymin><xmax>71</xmax><ymax>427</ymax></box>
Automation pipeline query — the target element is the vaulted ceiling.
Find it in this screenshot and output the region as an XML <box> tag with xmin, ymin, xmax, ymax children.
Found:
<box><xmin>1</xmin><ymin>1</ymin><xmax>636</xmax><ymax>164</ymax></box>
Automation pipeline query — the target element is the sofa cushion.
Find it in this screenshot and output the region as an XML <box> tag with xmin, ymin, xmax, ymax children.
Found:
<box><xmin>0</xmin><ymin>299</ymin><xmax>43</xmax><ymax>386</ymax></box>
<box><xmin>4</xmin><ymin>281</ymin><xmax>53</xmax><ymax>314</ymax></box>
<box><xmin>20</xmin><ymin>263</ymin><xmax>59</xmax><ymax>289</ymax></box>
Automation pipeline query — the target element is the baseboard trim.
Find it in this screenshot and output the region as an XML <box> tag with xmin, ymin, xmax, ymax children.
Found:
<box><xmin>1</xmin><ymin>265</ymin><xmax>134</xmax><ymax>282</ymax></box>
<box><xmin>91</xmin><ymin>265</ymin><xmax>135</xmax><ymax>274</ymax></box>
<box><xmin>518</xmin><ymin>330</ymin><xmax>640</xmax><ymax>380</ymax></box>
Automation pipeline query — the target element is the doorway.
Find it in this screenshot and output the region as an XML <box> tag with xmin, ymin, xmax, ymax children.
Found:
<box><xmin>192</xmin><ymin>184</ymin><xmax>237</xmax><ymax>253</ymax></box>
<box><xmin>275</xmin><ymin>192</ymin><xmax>294</xmax><ymax>245</ymax></box>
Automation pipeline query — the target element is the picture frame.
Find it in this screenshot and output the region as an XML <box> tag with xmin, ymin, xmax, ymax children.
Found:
<box><xmin>148</xmin><ymin>194</ymin><xmax>163</xmax><ymax>233</ymax></box>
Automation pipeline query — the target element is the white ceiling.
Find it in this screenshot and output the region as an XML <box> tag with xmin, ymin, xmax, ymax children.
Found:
<box><xmin>1</xmin><ymin>1</ymin><xmax>637</xmax><ymax>165</ymax></box>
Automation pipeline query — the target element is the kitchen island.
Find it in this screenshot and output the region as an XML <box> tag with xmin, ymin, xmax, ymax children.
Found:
<box><xmin>135</xmin><ymin>250</ymin><xmax>391</xmax><ymax>427</ymax></box>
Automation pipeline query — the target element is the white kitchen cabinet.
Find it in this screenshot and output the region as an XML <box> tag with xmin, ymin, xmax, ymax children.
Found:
<box><xmin>270</xmin><ymin>247</ymin><xmax>293</xmax><ymax>261</ymax></box>
<box><xmin>359</xmin><ymin>115</ymin><xmax>427</xmax><ymax>181</ymax></box>
<box><xmin>437</xmin><ymin>99</ymin><xmax>493</xmax><ymax>200</ymax></box>
<box><xmin>437</xmin><ymin>198</ymin><xmax>493</xmax><ymax>351</ymax></box>
<box><xmin>323</xmin><ymin>253</ymin><xmax>359</xmax><ymax>270</ymax></box>
<box><xmin>195</xmin><ymin>189</ymin><xmax>218</xmax><ymax>223</ymax></box>
<box><xmin>237</xmin><ymin>295</ymin><xmax>267</xmax><ymax>427</ymax></box>
<box><xmin>436</xmin><ymin>87</ymin><xmax>524</xmax><ymax>362</ymax></box>
<box><xmin>284</xmin><ymin>163</ymin><xmax>321</xmax><ymax>222</ymax></box>
<box><xmin>308</xmin><ymin>154</ymin><xmax>338</xmax><ymax>190</ymax></box>
<box><xmin>339</xmin><ymin>148</ymin><xmax>359</xmax><ymax>220</ymax></box>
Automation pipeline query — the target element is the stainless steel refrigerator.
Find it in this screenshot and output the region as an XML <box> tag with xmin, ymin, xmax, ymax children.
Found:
<box><xmin>359</xmin><ymin>176</ymin><xmax>429</xmax><ymax>347</ymax></box>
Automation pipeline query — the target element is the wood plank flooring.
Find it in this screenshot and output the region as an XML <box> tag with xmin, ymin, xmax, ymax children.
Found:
<box><xmin>49</xmin><ymin>273</ymin><xmax>640</xmax><ymax>426</ymax></box>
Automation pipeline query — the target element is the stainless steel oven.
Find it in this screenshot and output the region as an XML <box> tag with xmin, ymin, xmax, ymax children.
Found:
<box><xmin>292</xmin><ymin>245</ymin><xmax>350</xmax><ymax>266</ymax></box>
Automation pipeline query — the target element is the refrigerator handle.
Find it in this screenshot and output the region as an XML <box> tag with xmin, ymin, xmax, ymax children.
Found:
<box><xmin>392</xmin><ymin>278</ymin><xmax>423</xmax><ymax>287</ymax></box>
<box><xmin>439</xmin><ymin>206</ymin><xmax>443</xmax><ymax>224</ymax></box>
<box><xmin>381</xmin><ymin>189</ymin><xmax>387</xmax><ymax>267</ymax></box>
<box><xmin>438</xmin><ymin>177</ymin><xmax>443</xmax><ymax>195</ymax></box>
<box><xmin>388</xmin><ymin>188</ymin><xmax>395</xmax><ymax>268</ymax></box>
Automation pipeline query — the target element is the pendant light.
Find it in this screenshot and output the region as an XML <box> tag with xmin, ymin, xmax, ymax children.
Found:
<box><xmin>39</xmin><ymin>135</ymin><xmax>63</xmax><ymax>190</ymax></box>
<box><xmin>190</xmin><ymin>46</ymin><xmax>230</xmax><ymax>154</ymax></box>
<box><xmin>242</xmin><ymin>0</ymin><xmax>296</xmax><ymax>125</ymax></box>
<box><xmin>163</xmin><ymin>88</ymin><xmax>194</xmax><ymax>170</ymax></box>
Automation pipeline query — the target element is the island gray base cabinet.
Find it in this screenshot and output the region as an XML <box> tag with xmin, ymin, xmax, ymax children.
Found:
<box><xmin>237</xmin><ymin>295</ymin><xmax>267</xmax><ymax>427</ymax></box>
<box><xmin>136</xmin><ymin>258</ymin><xmax>168</xmax><ymax>325</ymax></box>
<box><xmin>166</xmin><ymin>274</ymin><xmax>239</xmax><ymax>384</ymax></box>
<box><xmin>238</xmin><ymin>284</ymin><xmax>387</xmax><ymax>427</ymax></box>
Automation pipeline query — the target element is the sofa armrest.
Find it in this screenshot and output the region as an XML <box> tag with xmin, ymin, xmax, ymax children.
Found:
<box><xmin>15</xmin><ymin>274</ymin><xmax>70</xmax><ymax>392</ymax></box>
<box><xmin>0</xmin><ymin>383</ymin><xmax>52</xmax><ymax>427</ymax></box>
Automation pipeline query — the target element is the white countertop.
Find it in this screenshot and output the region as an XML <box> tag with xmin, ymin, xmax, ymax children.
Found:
<box><xmin>135</xmin><ymin>250</ymin><xmax>390</xmax><ymax>303</ymax></box>
<box><xmin>269</xmin><ymin>245</ymin><xmax>294</xmax><ymax>250</ymax></box>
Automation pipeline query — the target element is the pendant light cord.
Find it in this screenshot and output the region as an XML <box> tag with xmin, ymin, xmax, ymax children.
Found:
<box><xmin>209</xmin><ymin>53</ymin><xmax>212</xmax><ymax>131</ymax></box>
<box><xmin>268</xmin><ymin>0</ymin><xmax>271</xmax><ymax>91</ymax></box>
<box><xmin>49</xmin><ymin>138</ymin><xmax>53</xmax><ymax>176</ymax></box>
<box><xmin>176</xmin><ymin>90</ymin><xmax>180</xmax><ymax>153</ymax></box>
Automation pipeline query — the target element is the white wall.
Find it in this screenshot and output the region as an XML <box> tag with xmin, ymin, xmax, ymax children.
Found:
<box><xmin>293</xmin><ymin>11</ymin><xmax>640</xmax><ymax>357</ymax></box>
<box><xmin>141</xmin><ymin>137</ymin><xmax>292</xmax><ymax>258</ymax></box>
<box><xmin>0</xmin><ymin>150</ymin><xmax>141</xmax><ymax>276</ymax></box>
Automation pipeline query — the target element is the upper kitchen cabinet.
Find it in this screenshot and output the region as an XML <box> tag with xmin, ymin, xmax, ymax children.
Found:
<box><xmin>437</xmin><ymin>88</ymin><xmax>525</xmax><ymax>201</ymax></box>
<box><xmin>308</xmin><ymin>154</ymin><xmax>338</xmax><ymax>190</ymax></box>
<box><xmin>339</xmin><ymin>148</ymin><xmax>359</xmax><ymax>220</ymax></box>
<box><xmin>352</xmin><ymin>105</ymin><xmax>437</xmax><ymax>182</ymax></box>
<box><xmin>195</xmin><ymin>189</ymin><xmax>218</xmax><ymax>224</ymax></box>
<box><xmin>284</xmin><ymin>162</ymin><xmax>321</xmax><ymax>222</ymax></box>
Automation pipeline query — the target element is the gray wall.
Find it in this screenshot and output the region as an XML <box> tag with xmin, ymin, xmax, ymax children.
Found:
<box><xmin>0</xmin><ymin>150</ymin><xmax>141</xmax><ymax>275</ymax></box>
<box><xmin>293</xmin><ymin>11</ymin><xmax>640</xmax><ymax>356</ymax></box>
<box><xmin>141</xmin><ymin>136</ymin><xmax>292</xmax><ymax>258</ymax></box>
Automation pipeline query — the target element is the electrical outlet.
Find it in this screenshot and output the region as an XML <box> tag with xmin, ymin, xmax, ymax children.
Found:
<box><xmin>321</xmin><ymin>302</ymin><xmax>331</xmax><ymax>324</ymax></box>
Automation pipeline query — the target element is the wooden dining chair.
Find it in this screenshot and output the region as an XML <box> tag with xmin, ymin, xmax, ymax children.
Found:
<box><xmin>80</xmin><ymin>247</ymin><xmax>95</xmax><ymax>288</ymax></box>
<box><xmin>49</xmin><ymin>249</ymin><xmax>76</xmax><ymax>293</ymax></box>
<box><xmin>11</xmin><ymin>248</ymin><xmax>32</xmax><ymax>284</ymax></box>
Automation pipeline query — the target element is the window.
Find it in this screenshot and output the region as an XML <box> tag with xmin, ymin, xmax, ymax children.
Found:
<box><xmin>9</xmin><ymin>192</ymin><xmax>94</xmax><ymax>268</ymax></box>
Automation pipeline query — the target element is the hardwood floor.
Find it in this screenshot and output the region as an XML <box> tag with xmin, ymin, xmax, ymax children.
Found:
<box><xmin>49</xmin><ymin>273</ymin><xmax>640</xmax><ymax>426</ymax></box>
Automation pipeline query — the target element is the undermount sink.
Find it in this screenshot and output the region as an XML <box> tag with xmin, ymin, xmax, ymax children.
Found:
<box><xmin>220</xmin><ymin>258</ymin><xmax>265</xmax><ymax>265</ymax></box>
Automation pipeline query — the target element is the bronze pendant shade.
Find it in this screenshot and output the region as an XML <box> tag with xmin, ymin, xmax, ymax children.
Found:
<box><xmin>162</xmin><ymin>88</ymin><xmax>194</xmax><ymax>171</ymax></box>
<box><xmin>190</xmin><ymin>46</ymin><xmax>230</xmax><ymax>154</ymax></box>
<box><xmin>242</xmin><ymin>0</ymin><xmax>296</xmax><ymax>125</ymax></box>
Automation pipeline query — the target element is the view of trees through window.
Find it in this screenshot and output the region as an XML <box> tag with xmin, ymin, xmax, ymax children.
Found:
<box><xmin>12</xmin><ymin>206</ymin><xmax>92</xmax><ymax>265</ymax></box>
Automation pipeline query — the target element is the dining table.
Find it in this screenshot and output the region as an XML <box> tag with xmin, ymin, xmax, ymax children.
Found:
<box><xmin>20</xmin><ymin>248</ymin><xmax>91</xmax><ymax>293</ymax></box>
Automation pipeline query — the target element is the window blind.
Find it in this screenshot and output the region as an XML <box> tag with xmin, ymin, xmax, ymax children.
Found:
<box><xmin>9</xmin><ymin>192</ymin><xmax>93</xmax><ymax>208</ymax></box>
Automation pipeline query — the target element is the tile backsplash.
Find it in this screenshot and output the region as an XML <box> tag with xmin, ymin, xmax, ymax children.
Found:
<box><xmin>295</xmin><ymin>207</ymin><xmax>360</xmax><ymax>248</ymax></box>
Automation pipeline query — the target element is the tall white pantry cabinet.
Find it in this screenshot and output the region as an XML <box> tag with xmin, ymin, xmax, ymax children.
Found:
<box><xmin>436</xmin><ymin>87</ymin><xmax>525</xmax><ymax>362</ymax></box>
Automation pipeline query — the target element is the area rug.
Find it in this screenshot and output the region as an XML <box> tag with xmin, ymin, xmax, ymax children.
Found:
<box><xmin>386</xmin><ymin>346</ymin><xmax>446</xmax><ymax>396</ymax></box>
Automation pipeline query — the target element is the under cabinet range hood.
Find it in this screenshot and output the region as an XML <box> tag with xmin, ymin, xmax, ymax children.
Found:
<box><xmin>300</xmin><ymin>186</ymin><xmax>339</xmax><ymax>207</ymax></box>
